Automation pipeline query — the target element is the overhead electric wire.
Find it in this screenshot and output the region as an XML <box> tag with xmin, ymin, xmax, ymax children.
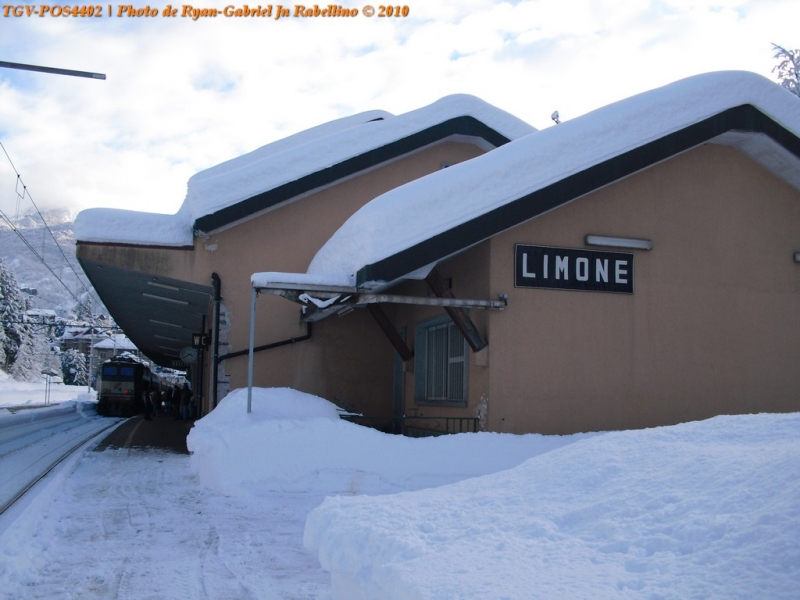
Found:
<box><xmin>0</xmin><ymin>140</ymin><xmax>103</xmax><ymax>307</ymax></box>
<box><xmin>0</xmin><ymin>209</ymin><xmax>80</xmax><ymax>302</ymax></box>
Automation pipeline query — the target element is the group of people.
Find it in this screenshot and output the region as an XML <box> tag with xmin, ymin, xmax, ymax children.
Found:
<box><xmin>142</xmin><ymin>383</ymin><xmax>195</xmax><ymax>422</ymax></box>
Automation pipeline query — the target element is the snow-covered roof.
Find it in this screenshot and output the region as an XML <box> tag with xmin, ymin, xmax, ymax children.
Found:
<box><xmin>25</xmin><ymin>309</ymin><xmax>57</xmax><ymax>318</ymax></box>
<box><xmin>93</xmin><ymin>335</ymin><xmax>138</xmax><ymax>351</ymax></box>
<box><xmin>103</xmin><ymin>351</ymin><xmax>147</xmax><ymax>365</ymax></box>
<box><xmin>75</xmin><ymin>95</ymin><xmax>535</xmax><ymax>247</ymax></box>
<box><xmin>290</xmin><ymin>71</ymin><xmax>800</xmax><ymax>289</ymax></box>
<box><xmin>62</xmin><ymin>326</ymin><xmax>108</xmax><ymax>339</ymax></box>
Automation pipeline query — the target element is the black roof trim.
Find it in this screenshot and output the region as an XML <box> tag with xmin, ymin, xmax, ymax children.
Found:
<box><xmin>194</xmin><ymin>116</ymin><xmax>513</xmax><ymax>233</ymax></box>
<box><xmin>357</xmin><ymin>104</ymin><xmax>800</xmax><ymax>286</ymax></box>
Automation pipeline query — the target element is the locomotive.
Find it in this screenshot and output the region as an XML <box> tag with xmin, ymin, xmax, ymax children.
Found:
<box><xmin>96</xmin><ymin>354</ymin><xmax>162</xmax><ymax>417</ymax></box>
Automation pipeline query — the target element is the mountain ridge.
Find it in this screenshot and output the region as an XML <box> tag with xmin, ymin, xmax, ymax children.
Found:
<box><xmin>0</xmin><ymin>207</ymin><xmax>103</xmax><ymax>316</ymax></box>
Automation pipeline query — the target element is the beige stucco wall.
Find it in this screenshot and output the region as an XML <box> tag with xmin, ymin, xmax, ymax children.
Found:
<box><xmin>80</xmin><ymin>140</ymin><xmax>486</xmax><ymax>417</ymax></box>
<box><xmin>483</xmin><ymin>143</ymin><xmax>800</xmax><ymax>434</ymax></box>
<box><xmin>208</xmin><ymin>140</ymin><xmax>484</xmax><ymax>417</ymax></box>
<box><xmin>80</xmin><ymin>140</ymin><xmax>800</xmax><ymax>434</ymax></box>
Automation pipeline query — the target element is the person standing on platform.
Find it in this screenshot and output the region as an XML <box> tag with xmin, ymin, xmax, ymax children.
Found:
<box><xmin>143</xmin><ymin>388</ymin><xmax>152</xmax><ymax>421</ymax></box>
<box><xmin>165</xmin><ymin>386</ymin><xmax>175</xmax><ymax>416</ymax></box>
<box><xmin>180</xmin><ymin>383</ymin><xmax>192</xmax><ymax>422</ymax></box>
<box><xmin>150</xmin><ymin>388</ymin><xmax>159</xmax><ymax>418</ymax></box>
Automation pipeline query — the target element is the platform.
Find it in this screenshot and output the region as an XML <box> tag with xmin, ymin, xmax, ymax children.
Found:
<box><xmin>93</xmin><ymin>414</ymin><xmax>195</xmax><ymax>454</ymax></box>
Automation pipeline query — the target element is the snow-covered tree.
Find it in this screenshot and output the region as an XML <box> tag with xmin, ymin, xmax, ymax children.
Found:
<box><xmin>61</xmin><ymin>348</ymin><xmax>87</xmax><ymax>385</ymax></box>
<box><xmin>73</xmin><ymin>293</ymin><xmax>93</xmax><ymax>322</ymax></box>
<box><xmin>0</xmin><ymin>258</ymin><xmax>53</xmax><ymax>380</ymax></box>
<box><xmin>1</xmin><ymin>258</ymin><xmax>30</xmax><ymax>372</ymax></box>
<box><xmin>772</xmin><ymin>43</ymin><xmax>800</xmax><ymax>98</ymax></box>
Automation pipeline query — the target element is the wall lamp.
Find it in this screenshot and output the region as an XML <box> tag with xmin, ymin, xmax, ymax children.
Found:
<box><xmin>794</xmin><ymin>252</ymin><xmax>800</xmax><ymax>263</ymax></box>
<box><xmin>586</xmin><ymin>235</ymin><xmax>653</xmax><ymax>251</ymax></box>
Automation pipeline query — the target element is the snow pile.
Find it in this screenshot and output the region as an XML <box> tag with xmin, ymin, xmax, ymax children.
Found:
<box><xmin>307</xmin><ymin>70</ymin><xmax>800</xmax><ymax>286</ymax></box>
<box><xmin>1</xmin><ymin>381</ymin><xmax>798</xmax><ymax>598</ymax></box>
<box><xmin>74</xmin><ymin>95</ymin><xmax>534</xmax><ymax>247</ymax></box>
<box><xmin>187</xmin><ymin>387</ymin><xmax>590</xmax><ymax>496</ymax></box>
<box><xmin>304</xmin><ymin>412</ymin><xmax>800</xmax><ymax>600</ymax></box>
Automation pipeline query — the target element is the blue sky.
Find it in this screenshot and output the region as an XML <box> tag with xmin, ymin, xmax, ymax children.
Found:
<box><xmin>0</xmin><ymin>0</ymin><xmax>796</xmax><ymax>216</ymax></box>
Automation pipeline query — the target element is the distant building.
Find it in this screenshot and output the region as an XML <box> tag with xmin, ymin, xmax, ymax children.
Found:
<box><xmin>24</xmin><ymin>308</ymin><xmax>56</xmax><ymax>322</ymax></box>
<box><xmin>75</xmin><ymin>72</ymin><xmax>800</xmax><ymax>435</ymax></box>
<box><xmin>93</xmin><ymin>334</ymin><xmax>145</xmax><ymax>365</ymax></box>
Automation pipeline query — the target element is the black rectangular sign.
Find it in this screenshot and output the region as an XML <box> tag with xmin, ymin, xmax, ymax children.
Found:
<box><xmin>515</xmin><ymin>244</ymin><xmax>634</xmax><ymax>294</ymax></box>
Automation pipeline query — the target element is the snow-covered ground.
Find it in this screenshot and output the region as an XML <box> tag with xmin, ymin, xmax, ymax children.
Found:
<box><xmin>0</xmin><ymin>372</ymin><xmax>95</xmax><ymax>413</ymax></box>
<box><xmin>0</xmin><ymin>381</ymin><xmax>798</xmax><ymax>599</ymax></box>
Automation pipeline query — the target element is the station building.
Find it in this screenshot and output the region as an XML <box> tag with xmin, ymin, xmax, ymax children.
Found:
<box><xmin>75</xmin><ymin>71</ymin><xmax>800</xmax><ymax>435</ymax></box>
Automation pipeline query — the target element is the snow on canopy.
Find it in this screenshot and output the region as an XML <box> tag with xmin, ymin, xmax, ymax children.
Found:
<box><xmin>300</xmin><ymin>70</ymin><xmax>800</xmax><ymax>287</ymax></box>
<box><xmin>74</xmin><ymin>96</ymin><xmax>535</xmax><ymax>247</ymax></box>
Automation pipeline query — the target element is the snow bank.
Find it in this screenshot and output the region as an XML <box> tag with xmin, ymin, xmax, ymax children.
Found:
<box><xmin>187</xmin><ymin>387</ymin><xmax>590</xmax><ymax>496</ymax></box>
<box><xmin>304</xmin><ymin>412</ymin><xmax>800</xmax><ymax>600</ymax></box>
<box><xmin>0</xmin><ymin>382</ymin><xmax>95</xmax><ymax>412</ymax></box>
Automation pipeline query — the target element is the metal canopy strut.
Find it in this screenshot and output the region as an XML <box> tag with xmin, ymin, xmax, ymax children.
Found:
<box><xmin>424</xmin><ymin>268</ymin><xmax>487</xmax><ymax>352</ymax></box>
<box><xmin>246</xmin><ymin>275</ymin><xmax>508</xmax><ymax>411</ymax></box>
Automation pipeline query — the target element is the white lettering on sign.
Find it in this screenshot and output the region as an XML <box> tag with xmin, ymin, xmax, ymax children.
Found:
<box><xmin>515</xmin><ymin>244</ymin><xmax>634</xmax><ymax>294</ymax></box>
<box><xmin>576</xmin><ymin>257</ymin><xmax>589</xmax><ymax>281</ymax></box>
<box><xmin>596</xmin><ymin>259</ymin><xmax>608</xmax><ymax>283</ymax></box>
<box><xmin>522</xmin><ymin>253</ymin><xmax>535</xmax><ymax>278</ymax></box>
<box><xmin>615</xmin><ymin>260</ymin><xmax>628</xmax><ymax>284</ymax></box>
<box><xmin>555</xmin><ymin>256</ymin><xmax>568</xmax><ymax>280</ymax></box>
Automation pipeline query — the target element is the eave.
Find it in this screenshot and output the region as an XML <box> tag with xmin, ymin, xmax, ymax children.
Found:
<box><xmin>78</xmin><ymin>256</ymin><xmax>213</xmax><ymax>368</ymax></box>
<box><xmin>355</xmin><ymin>104</ymin><xmax>800</xmax><ymax>287</ymax></box>
<box><xmin>193</xmin><ymin>116</ymin><xmax>514</xmax><ymax>234</ymax></box>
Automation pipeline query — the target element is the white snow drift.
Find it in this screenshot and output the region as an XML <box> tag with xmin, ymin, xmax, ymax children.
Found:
<box><xmin>1</xmin><ymin>384</ymin><xmax>797</xmax><ymax>599</ymax></box>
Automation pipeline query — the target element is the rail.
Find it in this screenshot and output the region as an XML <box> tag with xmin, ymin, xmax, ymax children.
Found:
<box><xmin>0</xmin><ymin>407</ymin><xmax>122</xmax><ymax>516</ymax></box>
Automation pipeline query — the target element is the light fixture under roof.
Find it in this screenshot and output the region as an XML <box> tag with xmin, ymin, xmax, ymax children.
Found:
<box><xmin>585</xmin><ymin>235</ymin><xmax>653</xmax><ymax>251</ymax></box>
<box><xmin>149</xmin><ymin>319</ymin><xmax>183</xmax><ymax>328</ymax></box>
<box><xmin>147</xmin><ymin>280</ymin><xmax>180</xmax><ymax>291</ymax></box>
<box><xmin>142</xmin><ymin>292</ymin><xmax>189</xmax><ymax>305</ymax></box>
<box><xmin>154</xmin><ymin>334</ymin><xmax>182</xmax><ymax>342</ymax></box>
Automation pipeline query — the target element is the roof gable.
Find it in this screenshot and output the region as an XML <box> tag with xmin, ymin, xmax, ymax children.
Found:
<box><xmin>303</xmin><ymin>72</ymin><xmax>800</xmax><ymax>290</ymax></box>
<box><xmin>75</xmin><ymin>95</ymin><xmax>534</xmax><ymax>247</ymax></box>
<box><xmin>193</xmin><ymin>114</ymin><xmax>525</xmax><ymax>234</ymax></box>
<box><xmin>356</xmin><ymin>105</ymin><xmax>800</xmax><ymax>287</ymax></box>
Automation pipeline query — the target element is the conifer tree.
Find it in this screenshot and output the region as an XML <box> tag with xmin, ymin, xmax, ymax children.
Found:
<box><xmin>0</xmin><ymin>257</ymin><xmax>50</xmax><ymax>380</ymax></box>
<box><xmin>772</xmin><ymin>43</ymin><xmax>800</xmax><ymax>98</ymax></box>
<box><xmin>0</xmin><ymin>257</ymin><xmax>30</xmax><ymax>373</ymax></box>
<box><xmin>61</xmin><ymin>348</ymin><xmax>87</xmax><ymax>386</ymax></box>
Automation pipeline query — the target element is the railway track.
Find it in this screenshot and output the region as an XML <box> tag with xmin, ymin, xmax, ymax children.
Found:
<box><xmin>0</xmin><ymin>406</ymin><xmax>123</xmax><ymax>516</ymax></box>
